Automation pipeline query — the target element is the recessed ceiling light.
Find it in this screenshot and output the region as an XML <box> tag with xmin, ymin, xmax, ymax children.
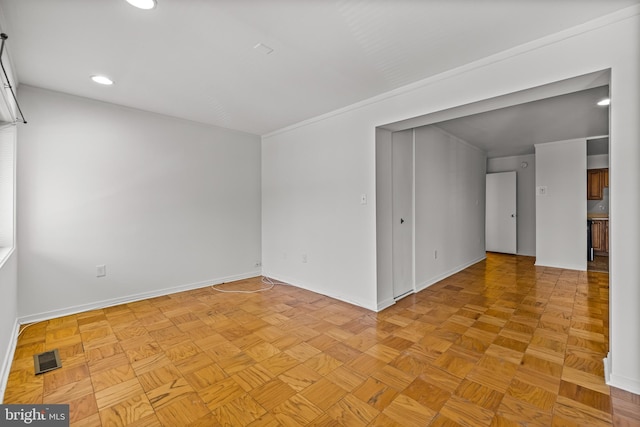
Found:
<box><xmin>597</xmin><ymin>98</ymin><xmax>611</xmax><ymax>106</ymax></box>
<box><xmin>91</xmin><ymin>75</ymin><xmax>114</xmax><ymax>85</ymax></box>
<box><xmin>126</xmin><ymin>0</ymin><xmax>157</xmax><ymax>10</ymax></box>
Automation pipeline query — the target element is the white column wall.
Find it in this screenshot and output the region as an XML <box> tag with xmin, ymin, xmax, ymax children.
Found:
<box><xmin>608</xmin><ymin>23</ymin><xmax>640</xmax><ymax>392</ymax></box>
<box><xmin>261</xmin><ymin>112</ymin><xmax>377</xmax><ymax>308</ymax></box>
<box><xmin>534</xmin><ymin>139</ymin><xmax>587</xmax><ymax>270</ymax></box>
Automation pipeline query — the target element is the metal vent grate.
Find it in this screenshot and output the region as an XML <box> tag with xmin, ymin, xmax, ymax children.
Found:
<box><xmin>33</xmin><ymin>349</ymin><xmax>62</xmax><ymax>374</ymax></box>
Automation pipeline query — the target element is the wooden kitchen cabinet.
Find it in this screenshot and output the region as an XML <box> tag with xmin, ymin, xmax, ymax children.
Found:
<box><xmin>587</xmin><ymin>168</ymin><xmax>608</xmax><ymax>200</ymax></box>
<box><xmin>587</xmin><ymin>169</ymin><xmax>603</xmax><ymax>200</ymax></box>
<box><xmin>591</xmin><ymin>219</ymin><xmax>609</xmax><ymax>255</ymax></box>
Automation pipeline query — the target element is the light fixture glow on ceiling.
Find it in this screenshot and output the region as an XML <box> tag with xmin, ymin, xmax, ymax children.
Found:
<box><xmin>91</xmin><ymin>75</ymin><xmax>114</xmax><ymax>85</ymax></box>
<box><xmin>125</xmin><ymin>0</ymin><xmax>157</xmax><ymax>10</ymax></box>
<box><xmin>597</xmin><ymin>98</ymin><xmax>611</xmax><ymax>106</ymax></box>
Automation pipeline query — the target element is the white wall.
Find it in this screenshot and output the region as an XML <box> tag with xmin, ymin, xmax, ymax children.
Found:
<box><xmin>375</xmin><ymin>128</ymin><xmax>393</xmax><ymax>309</ymax></box>
<box><xmin>535</xmin><ymin>139</ymin><xmax>586</xmax><ymax>270</ymax></box>
<box><xmin>261</xmin><ymin>112</ymin><xmax>377</xmax><ymax>309</ymax></box>
<box><xmin>376</xmin><ymin>128</ymin><xmax>394</xmax><ymax>310</ymax></box>
<box><xmin>414</xmin><ymin>126</ymin><xmax>486</xmax><ymax>290</ymax></box>
<box><xmin>0</xmin><ymin>45</ymin><xmax>19</xmax><ymax>399</ymax></box>
<box><xmin>587</xmin><ymin>154</ymin><xmax>609</xmax><ymax>169</ymax></box>
<box><xmin>17</xmin><ymin>86</ymin><xmax>262</xmax><ymax>320</ymax></box>
<box><xmin>262</xmin><ymin>10</ymin><xmax>640</xmax><ymax>392</ymax></box>
<box><xmin>608</xmin><ymin>14</ymin><xmax>640</xmax><ymax>394</ymax></box>
<box><xmin>0</xmin><ymin>127</ymin><xmax>15</xmax><ymax>250</ymax></box>
<box><xmin>487</xmin><ymin>154</ymin><xmax>536</xmax><ymax>256</ymax></box>
<box><xmin>0</xmin><ymin>251</ymin><xmax>17</xmax><ymax>401</ymax></box>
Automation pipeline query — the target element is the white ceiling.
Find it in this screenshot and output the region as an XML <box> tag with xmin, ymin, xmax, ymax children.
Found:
<box><xmin>0</xmin><ymin>0</ymin><xmax>636</xmax><ymax>137</ymax></box>
<box><xmin>434</xmin><ymin>86</ymin><xmax>610</xmax><ymax>158</ymax></box>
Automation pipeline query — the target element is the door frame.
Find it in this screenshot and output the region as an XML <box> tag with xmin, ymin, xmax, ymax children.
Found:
<box><xmin>485</xmin><ymin>171</ymin><xmax>517</xmax><ymax>254</ymax></box>
<box><xmin>392</xmin><ymin>129</ymin><xmax>415</xmax><ymax>300</ymax></box>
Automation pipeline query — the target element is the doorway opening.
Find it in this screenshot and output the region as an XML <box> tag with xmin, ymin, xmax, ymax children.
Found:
<box><xmin>375</xmin><ymin>69</ymin><xmax>611</xmax><ymax>309</ymax></box>
<box><xmin>587</xmin><ymin>137</ymin><xmax>610</xmax><ymax>273</ymax></box>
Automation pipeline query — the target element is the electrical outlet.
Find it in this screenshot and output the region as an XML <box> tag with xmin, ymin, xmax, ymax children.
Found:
<box><xmin>302</xmin><ymin>254</ymin><xmax>308</xmax><ymax>263</ymax></box>
<box><xmin>360</xmin><ymin>193</ymin><xmax>367</xmax><ymax>205</ymax></box>
<box><xmin>96</xmin><ymin>264</ymin><xmax>106</xmax><ymax>277</ymax></box>
<box><xmin>434</xmin><ymin>250</ymin><xmax>438</xmax><ymax>259</ymax></box>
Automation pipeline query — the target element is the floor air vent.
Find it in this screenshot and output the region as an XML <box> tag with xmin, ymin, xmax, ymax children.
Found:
<box><xmin>33</xmin><ymin>349</ymin><xmax>62</xmax><ymax>374</ymax></box>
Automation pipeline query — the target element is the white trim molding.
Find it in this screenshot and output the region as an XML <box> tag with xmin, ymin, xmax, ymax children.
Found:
<box><xmin>415</xmin><ymin>256</ymin><xmax>487</xmax><ymax>293</ymax></box>
<box><xmin>605</xmin><ymin>352</ymin><xmax>640</xmax><ymax>395</ymax></box>
<box><xmin>376</xmin><ymin>297</ymin><xmax>396</xmax><ymax>312</ymax></box>
<box><xmin>0</xmin><ymin>317</ymin><xmax>19</xmax><ymax>402</ymax></box>
<box><xmin>18</xmin><ymin>271</ymin><xmax>261</xmax><ymax>325</ymax></box>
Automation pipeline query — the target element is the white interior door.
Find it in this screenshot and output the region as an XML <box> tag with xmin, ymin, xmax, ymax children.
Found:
<box><xmin>486</xmin><ymin>171</ymin><xmax>517</xmax><ymax>254</ymax></box>
<box><xmin>392</xmin><ymin>131</ymin><xmax>413</xmax><ymax>299</ymax></box>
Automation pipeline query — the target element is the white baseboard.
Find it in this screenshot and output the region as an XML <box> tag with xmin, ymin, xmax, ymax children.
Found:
<box><xmin>415</xmin><ymin>255</ymin><xmax>487</xmax><ymax>293</ymax></box>
<box><xmin>533</xmin><ymin>260</ymin><xmax>587</xmax><ymax>271</ymax></box>
<box><xmin>370</xmin><ymin>255</ymin><xmax>489</xmax><ymax>312</ymax></box>
<box><xmin>608</xmin><ymin>373</ymin><xmax>640</xmax><ymax>395</ymax></box>
<box><xmin>265</xmin><ymin>256</ymin><xmax>486</xmax><ymax>313</ymax></box>
<box><xmin>0</xmin><ymin>318</ymin><xmax>19</xmax><ymax>403</ymax></box>
<box><xmin>262</xmin><ymin>271</ymin><xmax>377</xmax><ymax>312</ymax></box>
<box><xmin>376</xmin><ymin>298</ymin><xmax>396</xmax><ymax>312</ymax></box>
<box><xmin>516</xmin><ymin>251</ymin><xmax>536</xmax><ymax>258</ymax></box>
<box><xmin>18</xmin><ymin>270</ymin><xmax>261</xmax><ymax>325</ymax></box>
<box><xmin>605</xmin><ymin>352</ymin><xmax>640</xmax><ymax>395</ymax></box>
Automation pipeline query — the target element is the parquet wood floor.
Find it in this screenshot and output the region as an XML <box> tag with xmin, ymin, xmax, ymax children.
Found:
<box><xmin>5</xmin><ymin>253</ymin><xmax>639</xmax><ymax>426</ymax></box>
<box><xmin>588</xmin><ymin>255</ymin><xmax>609</xmax><ymax>273</ymax></box>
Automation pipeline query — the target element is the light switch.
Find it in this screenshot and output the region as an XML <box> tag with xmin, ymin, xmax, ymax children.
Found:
<box><xmin>96</xmin><ymin>264</ymin><xmax>106</xmax><ymax>277</ymax></box>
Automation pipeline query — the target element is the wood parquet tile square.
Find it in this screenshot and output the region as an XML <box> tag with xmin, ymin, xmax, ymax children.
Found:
<box><xmin>92</xmin><ymin>364</ymin><xmax>137</xmax><ymax>392</ymax></box>
<box><xmin>455</xmin><ymin>378</ymin><xmax>503</xmax><ymax>412</ymax></box>
<box><xmin>326</xmin><ymin>393</ymin><xmax>379</xmax><ymax>426</ymax></box>
<box><xmin>4</xmin><ymin>254</ymin><xmax>639</xmax><ymax>425</ymax></box>
<box><xmin>199</xmin><ymin>377</ymin><xmax>245</xmax><ymax>411</ymax></box>
<box><xmin>271</xmin><ymin>394</ymin><xmax>323</xmax><ymax>426</ymax></box>
<box><xmin>98</xmin><ymin>393</ymin><xmax>156</xmax><ymax>427</ymax></box>
<box><xmin>382</xmin><ymin>393</ymin><xmax>435</xmax><ymax>426</ymax></box>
